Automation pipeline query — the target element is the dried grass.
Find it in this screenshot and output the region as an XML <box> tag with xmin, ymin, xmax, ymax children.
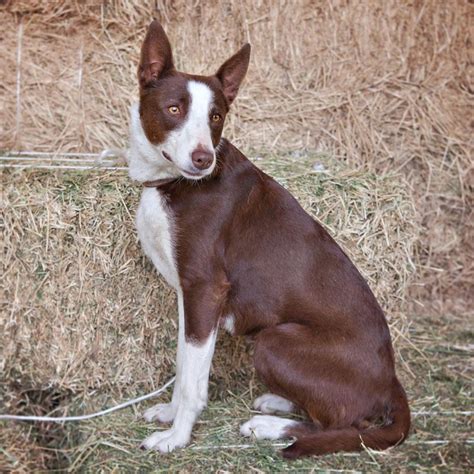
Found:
<box><xmin>1</xmin><ymin>0</ymin><xmax>471</xmax><ymax>315</ymax></box>
<box><xmin>1</xmin><ymin>155</ymin><xmax>417</xmax><ymax>390</ymax></box>
<box><xmin>1</xmin><ymin>155</ymin><xmax>419</xmax><ymax>470</ymax></box>
<box><xmin>0</xmin><ymin>0</ymin><xmax>472</xmax><ymax>471</ymax></box>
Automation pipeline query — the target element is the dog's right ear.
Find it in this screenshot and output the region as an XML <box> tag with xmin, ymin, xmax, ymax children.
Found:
<box><xmin>138</xmin><ymin>19</ymin><xmax>174</xmax><ymax>88</ymax></box>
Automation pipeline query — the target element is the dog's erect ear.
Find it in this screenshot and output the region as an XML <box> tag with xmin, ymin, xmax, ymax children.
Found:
<box><xmin>138</xmin><ymin>19</ymin><xmax>174</xmax><ymax>88</ymax></box>
<box><xmin>215</xmin><ymin>44</ymin><xmax>251</xmax><ymax>105</ymax></box>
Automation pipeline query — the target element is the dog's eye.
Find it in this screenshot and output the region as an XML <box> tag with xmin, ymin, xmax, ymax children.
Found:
<box><xmin>211</xmin><ymin>113</ymin><xmax>221</xmax><ymax>123</ymax></box>
<box><xmin>168</xmin><ymin>105</ymin><xmax>180</xmax><ymax>115</ymax></box>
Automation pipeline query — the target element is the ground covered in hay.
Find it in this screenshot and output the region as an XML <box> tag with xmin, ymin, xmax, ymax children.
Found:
<box><xmin>1</xmin><ymin>0</ymin><xmax>472</xmax><ymax>472</ymax></box>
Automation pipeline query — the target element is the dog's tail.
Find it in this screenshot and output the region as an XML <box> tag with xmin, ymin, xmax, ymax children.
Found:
<box><xmin>282</xmin><ymin>379</ymin><xmax>410</xmax><ymax>459</ymax></box>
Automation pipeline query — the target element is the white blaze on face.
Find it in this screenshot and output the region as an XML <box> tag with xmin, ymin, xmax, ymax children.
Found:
<box><xmin>163</xmin><ymin>80</ymin><xmax>215</xmax><ymax>179</ymax></box>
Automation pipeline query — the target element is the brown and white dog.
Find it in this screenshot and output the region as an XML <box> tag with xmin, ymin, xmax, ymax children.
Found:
<box><xmin>129</xmin><ymin>20</ymin><xmax>410</xmax><ymax>458</ymax></box>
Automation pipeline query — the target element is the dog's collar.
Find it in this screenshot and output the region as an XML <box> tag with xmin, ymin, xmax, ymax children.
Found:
<box><xmin>142</xmin><ymin>177</ymin><xmax>179</xmax><ymax>188</ymax></box>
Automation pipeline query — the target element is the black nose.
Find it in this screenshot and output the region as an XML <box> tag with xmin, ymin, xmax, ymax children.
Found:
<box><xmin>191</xmin><ymin>149</ymin><xmax>214</xmax><ymax>170</ymax></box>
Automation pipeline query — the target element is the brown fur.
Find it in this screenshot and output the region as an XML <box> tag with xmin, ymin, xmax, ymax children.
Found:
<box><xmin>138</xmin><ymin>20</ymin><xmax>410</xmax><ymax>458</ymax></box>
<box><xmin>151</xmin><ymin>141</ymin><xmax>411</xmax><ymax>457</ymax></box>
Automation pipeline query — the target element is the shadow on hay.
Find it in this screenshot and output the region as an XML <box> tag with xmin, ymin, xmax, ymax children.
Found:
<box><xmin>4</xmin><ymin>377</ymin><xmax>82</xmax><ymax>470</ymax></box>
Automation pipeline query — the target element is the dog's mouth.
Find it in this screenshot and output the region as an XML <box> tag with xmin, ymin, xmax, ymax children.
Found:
<box><xmin>181</xmin><ymin>168</ymin><xmax>209</xmax><ymax>179</ymax></box>
<box><xmin>162</xmin><ymin>151</ymin><xmax>172</xmax><ymax>162</ymax></box>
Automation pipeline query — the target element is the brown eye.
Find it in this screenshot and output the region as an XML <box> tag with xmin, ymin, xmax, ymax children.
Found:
<box><xmin>168</xmin><ymin>105</ymin><xmax>180</xmax><ymax>115</ymax></box>
<box><xmin>211</xmin><ymin>113</ymin><xmax>221</xmax><ymax>123</ymax></box>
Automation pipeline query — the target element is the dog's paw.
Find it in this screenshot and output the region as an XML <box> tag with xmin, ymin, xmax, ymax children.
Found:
<box><xmin>253</xmin><ymin>393</ymin><xmax>295</xmax><ymax>414</ymax></box>
<box><xmin>240</xmin><ymin>415</ymin><xmax>295</xmax><ymax>440</ymax></box>
<box><xmin>140</xmin><ymin>428</ymin><xmax>190</xmax><ymax>453</ymax></box>
<box><xmin>143</xmin><ymin>403</ymin><xmax>177</xmax><ymax>424</ymax></box>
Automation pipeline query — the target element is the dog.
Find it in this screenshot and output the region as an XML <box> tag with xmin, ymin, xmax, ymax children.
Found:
<box><xmin>128</xmin><ymin>20</ymin><xmax>410</xmax><ymax>458</ymax></box>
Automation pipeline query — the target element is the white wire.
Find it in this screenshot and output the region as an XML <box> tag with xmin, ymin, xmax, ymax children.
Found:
<box><xmin>0</xmin><ymin>156</ymin><xmax>115</xmax><ymax>163</ymax></box>
<box><xmin>0</xmin><ymin>376</ymin><xmax>175</xmax><ymax>423</ymax></box>
<box><xmin>15</xmin><ymin>19</ymin><xmax>23</xmax><ymax>139</ymax></box>
<box><xmin>0</xmin><ymin>149</ymin><xmax>128</xmax><ymax>171</ymax></box>
<box><xmin>0</xmin><ymin>164</ymin><xmax>128</xmax><ymax>171</ymax></box>
<box><xmin>5</xmin><ymin>151</ymin><xmax>103</xmax><ymax>157</ymax></box>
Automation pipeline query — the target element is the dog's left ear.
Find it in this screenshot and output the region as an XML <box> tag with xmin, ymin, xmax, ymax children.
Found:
<box><xmin>216</xmin><ymin>44</ymin><xmax>251</xmax><ymax>105</ymax></box>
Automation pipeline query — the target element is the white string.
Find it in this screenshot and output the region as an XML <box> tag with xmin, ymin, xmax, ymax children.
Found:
<box><xmin>0</xmin><ymin>164</ymin><xmax>128</xmax><ymax>171</ymax></box>
<box><xmin>192</xmin><ymin>442</ymin><xmax>291</xmax><ymax>451</ymax></box>
<box><xmin>5</xmin><ymin>151</ymin><xmax>105</xmax><ymax>157</ymax></box>
<box><xmin>0</xmin><ymin>376</ymin><xmax>175</xmax><ymax>423</ymax></box>
<box><xmin>3</xmin><ymin>149</ymin><xmax>127</xmax><ymax>160</ymax></box>
<box><xmin>0</xmin><ymin>149</ymin><xmax>128</xmax><ymax>171</ymax></box>
<box><xmin>413</xmin><ymin>410</ymin><xmax>473</xmax><ymax>416</ymax></box>
<box><xmin>192</xmin><ymin>439</ymin><xmax>474</xmax><ymax>451</ymax></box>
<box><xmin>15</xmin><ymin>18</ymin><xmax>23</xmax><ymax>142</ymax></box>
<box><xmin>0</xmin><ymin>156</ymin><xmax>115</xmax><ymax>163</ymax></box>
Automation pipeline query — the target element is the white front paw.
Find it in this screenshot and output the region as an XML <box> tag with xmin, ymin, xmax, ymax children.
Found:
<box><xmin>140</xmin><ymin>428</ymin><xmax>190</xmax><ymax>453</ymax></box>
<box><xmin>143</xmin><ymin>402</ymin><xmax>177</xmax><ymax>423</ymax></box>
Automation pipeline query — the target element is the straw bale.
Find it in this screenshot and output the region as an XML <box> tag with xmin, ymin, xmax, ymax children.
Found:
<box><xmin>0</xmin><ymin>156</ymin><xmax>420</xmax><ymax>469</ymax></box>
<box><xmin>1</xmin><ymin>157</ymin><xmax>418</xmax><ymax>396</ymax></box>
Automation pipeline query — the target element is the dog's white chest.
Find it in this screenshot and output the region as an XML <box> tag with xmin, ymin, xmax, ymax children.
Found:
<box><xmin>136</xmin><ymin>187</ymin><xmax>180</xmax><ymax>289</ymax></box>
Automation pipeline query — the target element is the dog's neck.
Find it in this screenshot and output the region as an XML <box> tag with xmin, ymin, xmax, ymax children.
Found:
<box><xmin>128</xmin><ymin>103</ymin><xmax>181</xmax><ymax>184</ymax></box>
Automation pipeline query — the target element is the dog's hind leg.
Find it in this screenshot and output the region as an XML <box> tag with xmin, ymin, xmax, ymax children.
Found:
<box><xmin>240</xmin><ymin>414</ymin><xmax>298</xmax><ymax>440</ymax></box>
<box><xmin>247</xmin><ymin>323</ymin><xmax>378</xmax><ymax>430</ymax></box>
<box><xmin>240</xmin><ymin>323</ymin><xmax>326</xmax><ymax>441</ymax></box>
<box><xmin>240</xmin><ymin>322</ymin><xmax>400</xmax><ymax>457</ymax></box>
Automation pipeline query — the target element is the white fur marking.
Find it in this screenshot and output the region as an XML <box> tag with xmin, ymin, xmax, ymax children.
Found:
<box><xmin>186</xmin><ymin>81</ymin><xmax>214</xmax><ymax>149</ymax></box>
<box><xmin>240</xmin><ymin>415</ymin><xmax>296</xmax><ymax>440</ymax></box>
<box><xmin>141</xmin><ymin>308</ymin><xmax>217</xmax><ymax>453</ymax></box>
<box><xmin>253</xmin><ymin>393</ymin><xmax>296</xmax><ymax>414</ymax></box>
<box><xmin>143</xmin><ymin>402</ymin><xmax>176</xmax><ymax>424</ymax></box>
<box><xmin>165</xmin><ymin>80</ymin><xmax>215</xmax><ymax>178</ymax></box>
<box><xmin>128</xmin><ymin>103</ymin><xmax>179</xmax><ymax>183</ymax></box>
<box><xmin>144</xmin><ymin>292</ymin><xmax>186</xmax><ymax>425</ymax></box>
<box><xmin>136</xmin><ymin>187</ymin><xmax>179</xmax><ymax>289</ymax></box>
<box><xmin>222</xmin><ymin>314</ymin><xmax>235</xmax><ymax>335</ymax></box>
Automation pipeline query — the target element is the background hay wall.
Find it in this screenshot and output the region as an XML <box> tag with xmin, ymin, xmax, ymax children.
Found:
<box><xmin>1</xmin><ymin>0</ymin><xmax>470</xmax><ymax>315</ymax></box>
<box><xmin>1</xmin><ymin>0</ymin><xmax>472</xmax><ymax>471</ymax></box>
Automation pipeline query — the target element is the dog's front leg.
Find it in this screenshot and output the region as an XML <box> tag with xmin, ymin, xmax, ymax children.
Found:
<box><xmin>143</xmin><ymin>293</ymin><xmax>186</xmax><ymax>424</ymax></box>
<box><xmin>141</xmin><ymin>287</ymin><xmax>218</xmax><ymax>453</ymax></box>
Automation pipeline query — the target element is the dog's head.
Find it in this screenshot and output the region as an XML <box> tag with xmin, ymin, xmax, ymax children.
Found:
<box><xmin>137</xmin><ymin>20</ymin><xmax>250</xmax><ymax>180</ymax></box>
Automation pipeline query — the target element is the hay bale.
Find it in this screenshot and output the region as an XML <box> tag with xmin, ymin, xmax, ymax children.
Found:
<box><xmin>0</xmin><ymin>154</ymin><xmax>418</xmax><ymax>469</ymax></box>
<box><xmin>1</xmin><ymin>155</ymin><xmax>418</xmax><ymax>394</ymax></box>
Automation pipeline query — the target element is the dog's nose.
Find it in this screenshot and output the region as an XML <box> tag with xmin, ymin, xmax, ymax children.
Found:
<box><xmin>191</xmin><ymin>148</ymin><xmax>214</xmax><ymax>170</ymax></box>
